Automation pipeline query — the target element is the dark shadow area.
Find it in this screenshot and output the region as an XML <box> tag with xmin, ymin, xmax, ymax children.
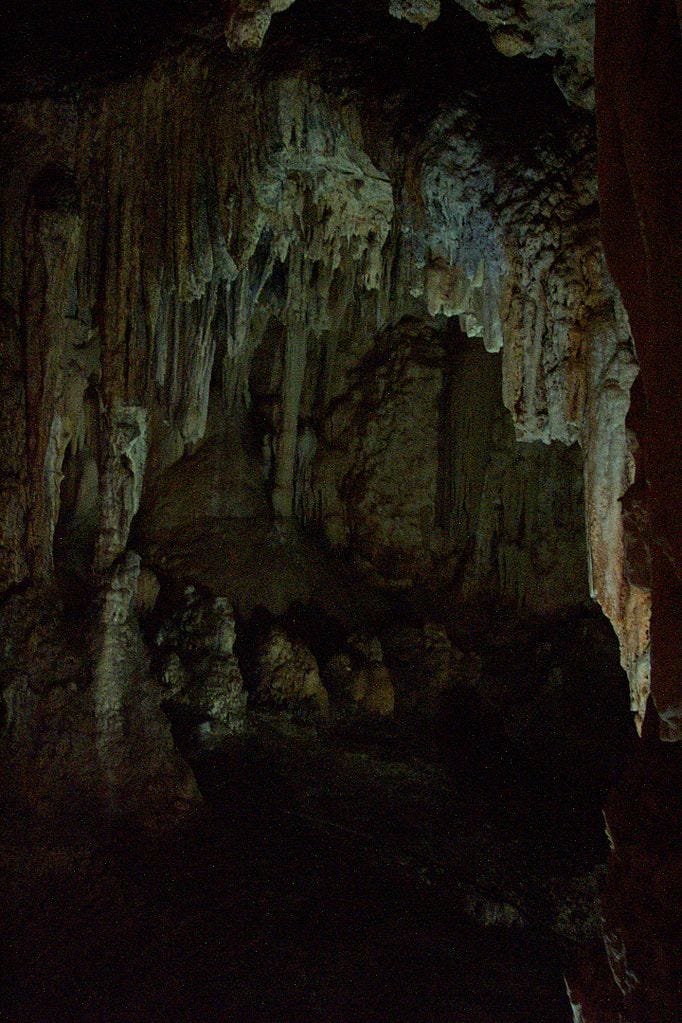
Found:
<box><xmin>0</xmin><ymin>586</ymin><xmax>636</xmax><ymax>1022</ymax></box>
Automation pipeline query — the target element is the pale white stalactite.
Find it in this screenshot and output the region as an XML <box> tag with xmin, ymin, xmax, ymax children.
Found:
<box><xmin>95</xmin><ymin>407</ymin><xmax>149</xmax><ymax>572</ymax></box>
<box><xmin>272</xmin><ymin>327</ymin><xmax>308</xmax><ymax>518</ymax></box>
<box><xmin>1</xmin><ymin>67</ymin><xmax>650</xmax><ymax>737</ymax></box>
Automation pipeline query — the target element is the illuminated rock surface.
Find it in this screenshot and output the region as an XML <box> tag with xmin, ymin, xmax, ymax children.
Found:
<box><xmin>0</xmin><ymin>1</ymin><xmax>678</xmax><ymax>1020</ymax></box>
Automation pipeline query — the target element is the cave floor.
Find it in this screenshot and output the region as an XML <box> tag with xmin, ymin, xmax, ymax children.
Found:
<box><xmin>0</xmin><ymin>716</ymin><xmax>598</xmax><ymax>1023</ymax></box>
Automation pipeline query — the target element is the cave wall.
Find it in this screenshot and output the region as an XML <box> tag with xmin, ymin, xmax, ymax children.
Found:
<box><xmin>0</xmin><ymin>9</ymin><xmax>650</xmax><ymax>812</ymax></box>
<box><xmin>1</xmin><ymin>4</ymin><xmax>678</xmax><ymax>1019</ymax></box>
<box><xmin>595</xmin><ymin>0</ymin><xmax>682</xmax><ymax>743</ymax></box>
<box><xmin>298</xmin><ymin>323</ymin><xmax>588</xmax><ymax>608</ymax></box>
<box><xmin>563</xmin><ymin>5</ymin><xmax>682</xmax><ymax>1022</ymax></box>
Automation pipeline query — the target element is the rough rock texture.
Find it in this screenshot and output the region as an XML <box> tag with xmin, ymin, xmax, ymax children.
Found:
<box><xmin>0</xmin><ymin>554</ymin><xmax>199</xmax><ymax>817</ymax></box>
<box><xmin>253</xmin><ymin>625</ymin><xmax>330</xmax><ymax>721</ymax></box>
<box><xmin>0</xmin><ymin>5</ymin><xmax>678</xmax><ymax>1020</ymax></box>
<box><xmin>302</xmin><ymin>319</ymin><xmax>444</xmax><ymax>587</ymax></box>
<box><xmin>226</xmin><ymin>0</ymin><xmax>298</xmax><ymax>51</ymax></box>
<box><xmin>156</xmin><ymin>586</ymin><xmax>248</xmax><ymax>742</ymax></box>
<box><xmin>91</xmin><ymin>553</ymin><xmax>199</xmax><ymax>812</ymax></box>
<box><xmin>345</xmin><ymin>662</ymin><xmax>395</xmax><ymax>718</ymax></box>
<box><xmin>0</xmin><ymin>2</ymin><xmax>652</xmax><ymax>850</ymax></box>
<box><xmin>595</xmin><ymin>0</ymin><xmax>682</xmax><ymax>744</ymax></box>
<box><xmin>0</xmin><ymin>50</ymin><xmax>648</xmax><ymax>722</ymax></box>
<box><xmin>382</xmin><ymin>619</ymin><xmax>471</xmax><ymax>720</ymax></box>
<box><xmin>390</xmin><ymin>0</ymin><xmax>442</xmax><ymax>29</ymax></box>
<box><xmin>403</xmin><ymin>102</ymin><xmax>649</xmax><ymax>715</ymax></box>
<box><xmin>322</xmin><ymin>632</ymin><xmax>396</xmax><ymax>718</ymax></box>
<box><xmin>304</xmin><ymin>323</ymin><xmax>588</xmax><ymax>608</ymax></box>
<box><xmin>566</xmin><ymin>5</ymin><xmax>682</xmax><ymax>1022</ymax></box>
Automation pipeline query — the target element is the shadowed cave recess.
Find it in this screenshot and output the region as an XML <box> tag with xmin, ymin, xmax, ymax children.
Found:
<box><xmin>0</xmin><ymin>2</ymin><xmax>680</xmax><ymax>1021</ymax></box>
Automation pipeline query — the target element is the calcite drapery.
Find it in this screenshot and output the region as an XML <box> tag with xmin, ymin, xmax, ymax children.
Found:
<box><xmin>0</xmin><ymin>3</ymin><xmax>656</xmax><ymax>828</ymax></box>
<box><xmin>564</xmin><ymin>5</ymin><xmax>682</xmax><ymax>1022</ymax></box>
<box><xmin>0</xmin><ymin>4</ymin><xmax>677</xmax><ymax>1018</ymax></box>
<box><xmin>0</xmin><ymin>52</ymin><xmax>649</xmax><ymax>732</ymax></box>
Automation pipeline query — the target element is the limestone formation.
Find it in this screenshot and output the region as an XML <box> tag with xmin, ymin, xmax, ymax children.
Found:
<box><xmin>383</xmin><ymin>620</ymin><xmax>464</xmax><ymax>719</ymax></box>
<box><xmin>226</xmin><ymin>0</ymin><xmax>297</xmax><ymax>51</ymax></box>
<box><xmin>451</xmin><ymin>0</ymin><xmax>596</xmax><ymax>107</ymax></box>
<box><xmin>95</xmin><ymin>406</ymin><xmax>149</xmax><ymax>571</ymax></box>
<box><xmin>222</xmin><ymin>0</ymin><xmax>596</xmax><ymax>107</ymax></box>
<box><xmin>0</xmin><ymin>43</ymin><xmax>651</xmax><ymax>788</ymax></box>
<box><xmin>350</xmin><ymin>664</ymin><xmax>396</xmax><ymax>718</ymax></box>
<box><xmin>575</xmin><ymin>6</ymin><xmax>682</xmax><ymax>1022</ymax></box>
<box><xmin>390</xmin><ymin>0</ymin><xmax>442</xmax><ymax>29</ymax></box>
<box><xmin>303</xmin><ymin>322</ymin><xmax>589</xmax><ymax>610</ymax></box>
<box><xmin>134</xmin><ymin>566</ymin><xmax>161</xmax><ymax>617</ymax></box>
<box><xmin>0</xmin><ymin>553</ymin><xmax>198</xmax><ymax>817</ymax></box>
<box><xmin>0</xmin><ymin>0</ymin><xmax>679</xmax><ymax>1018</ymax></box>
<box><xmin>0</xmin><ymin>48</ymin><xmax>649</xmax><ymax>726</ymax></box>
<box><xmin>253</xmin><ymin>625</ymin><xmax>330</xmax><ymax>722</ymax></box>
<box><xmin>156</xmin><ymin>587</ymin><xmax>248</xmax><ymax>740</ymax></box>
<box><xmin>323</xmin><ymin>633</ymin><xmax>396</xmax><ymax>718</ymax></box>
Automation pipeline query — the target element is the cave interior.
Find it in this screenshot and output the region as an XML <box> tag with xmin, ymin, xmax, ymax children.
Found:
<box><xmin>0</xmin><ymin>2</ymin><xmax>680</xmax><ymax>1021</ymax></box>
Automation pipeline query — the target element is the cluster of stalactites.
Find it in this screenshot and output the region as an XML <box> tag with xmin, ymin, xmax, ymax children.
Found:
<box><xmin>1</xmin><ymin>64</ymin><xmax>649</xmax><ymax>728</ymax></box>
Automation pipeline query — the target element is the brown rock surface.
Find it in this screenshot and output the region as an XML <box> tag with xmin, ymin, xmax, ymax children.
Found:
<box><xmin>253</xmin><ymin>625</ymin><xmax>330</xmax><ymax>721</ymax></box>
<box><xmin>577</xmin><ymin>4</ymin><xmax>682</xmax><ymax>1021</ymax></box>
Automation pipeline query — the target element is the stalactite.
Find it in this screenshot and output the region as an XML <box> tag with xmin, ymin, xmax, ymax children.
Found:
<box><xmin>583</xmin><ymin>311</ymin><xmax>650</xmax><ymax>732</ymax></box>
<box><xmin>94</xmin><ymin>406</ymin><xmax>149</xmax><ymax>572</ymax></box>
<box><xmin>0</xmin><ymin>46</ymin><xmax>651</xmax><ymax>799</ymax></box>
<box><xmin>21</xmin><ymin>185</ymin><xmax>84</xmax><ymax>578</ymax></box>
<box><xmin>272</xmin><ymin>323</ymin><xmax>308</xmax><ymax>517</ymax></box>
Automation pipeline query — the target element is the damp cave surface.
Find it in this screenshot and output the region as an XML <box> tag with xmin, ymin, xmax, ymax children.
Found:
<box><xmin>0</xmin><ymin>1</ymin><xmax>658</xmax><ymax>1020</ymax></box>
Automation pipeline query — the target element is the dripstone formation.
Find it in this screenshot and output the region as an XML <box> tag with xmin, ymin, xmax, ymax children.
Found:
<box><xmin>0</xmin><ymin>2</ymin><xmax>679</xmax><ymax>1021</ymax></box>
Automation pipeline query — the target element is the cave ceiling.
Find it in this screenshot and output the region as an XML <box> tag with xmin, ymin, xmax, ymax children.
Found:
<box><xmin>1</xmin><ymin>0</ymin><xmax>594</xmax><ymax>110</ymax></box>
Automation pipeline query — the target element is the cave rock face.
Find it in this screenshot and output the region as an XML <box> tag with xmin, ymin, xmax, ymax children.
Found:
<box><xmin>253</xmin><ymin>625</ymin><xmax>330</xmax><ymax>722</ymax></box>
<box><xmin>0</xmin><ymin>553</ymin><xmax>199</xmax><ymax>817</ymax></box>
<box><xmin>156</xmin><ymin>587</ymin><xmax>248</xmax><ymax>744</ymax></box>
<box><xmin>228</xmin><ymin>0</ymin><xmax>596</xmax><ymax>108</ymax></box>
<box><xmin>0</xmin><ymin>7</ymin><xmax>651</xmax><ymax>808</ymax></box>
<box><xmin>303</xmin><ymin>319</ymin><xmax>588</xmax><ymax>610</ymax></box>
<box><xmin>323</xmin><ymin>632</ymin><xmax>396</xmax><ymax>719</ymax></box>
